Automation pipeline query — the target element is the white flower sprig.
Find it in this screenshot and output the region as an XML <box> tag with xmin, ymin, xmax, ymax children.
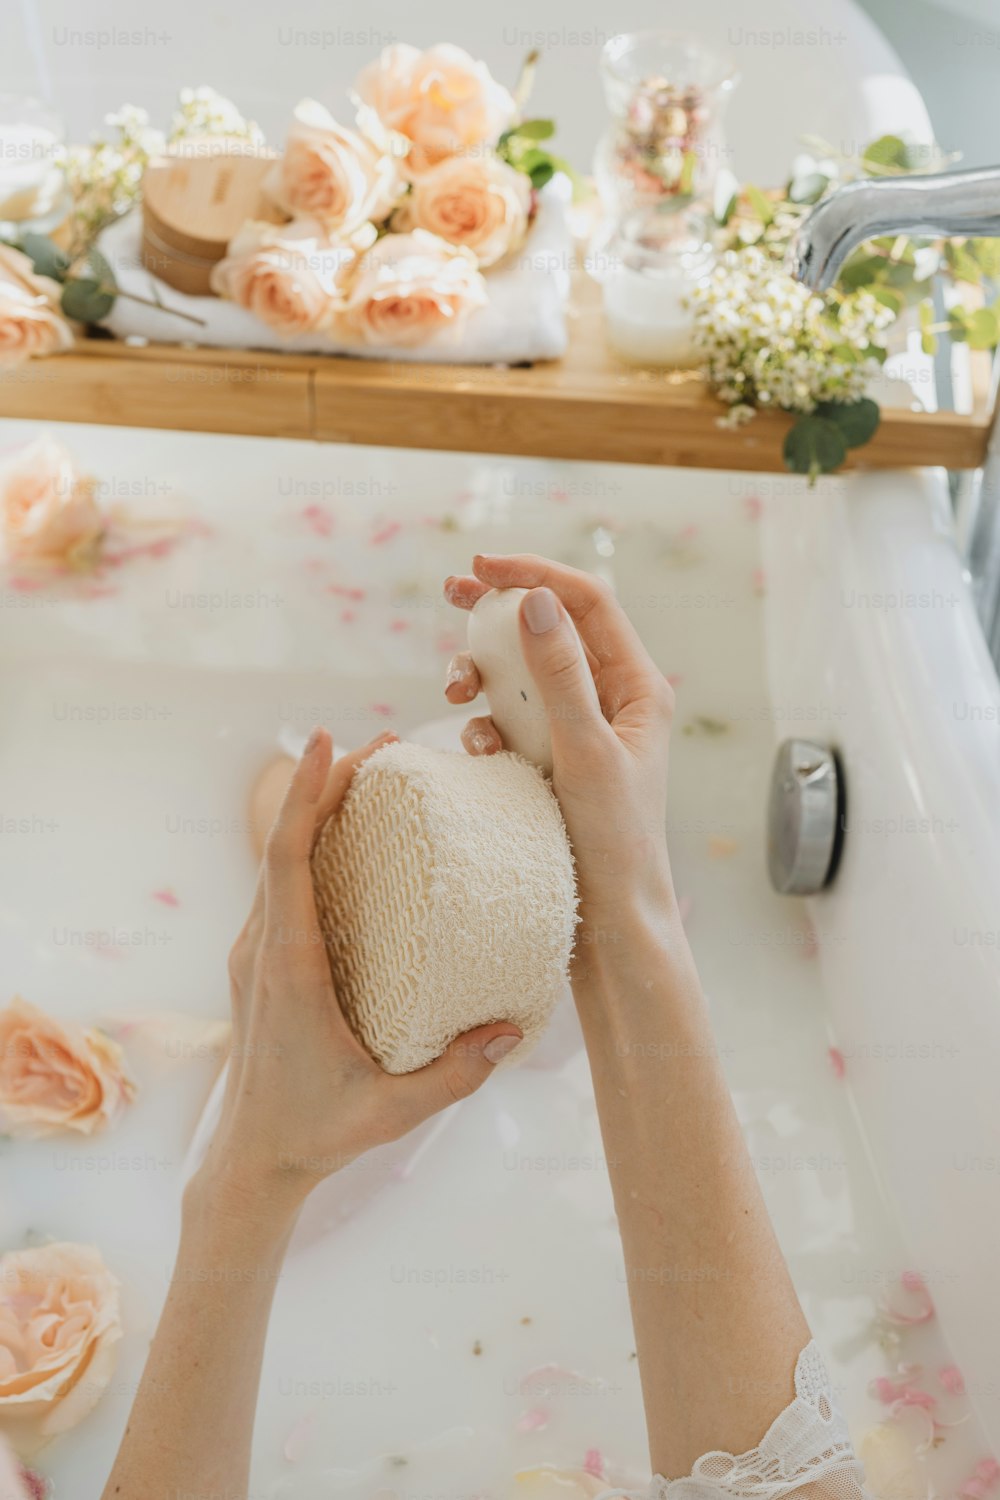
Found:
<box><xmin>688</xmin><ymin>247</ymin><xmax>895</xmax><ymax>427</ymax></box>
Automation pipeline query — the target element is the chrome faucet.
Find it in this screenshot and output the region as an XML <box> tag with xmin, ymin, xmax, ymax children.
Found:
<box><xmin>789</xmin><ymin>164</ymin><xmax>1000</xmax><ymax>666</ymax></box>
<box><xmin>788</xmin><ymin>164</ymin><xmax>1000</xmax><ymax>291</ymax></box>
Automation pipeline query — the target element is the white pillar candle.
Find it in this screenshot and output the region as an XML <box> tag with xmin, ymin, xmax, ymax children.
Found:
<box><xmin>603</xmin><ymin>261</ymin><xmax>701</xmax><ymax>365</ymax></box>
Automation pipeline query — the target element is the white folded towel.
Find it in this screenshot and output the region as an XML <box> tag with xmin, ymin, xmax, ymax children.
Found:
<box><xmin>97</xmin><ymin>179</ymin><xmax>572</xmax><ymax>364</ymax></box>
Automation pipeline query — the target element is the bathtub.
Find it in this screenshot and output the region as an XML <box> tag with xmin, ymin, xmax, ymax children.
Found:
<box><xmin>764</xmin><ymin>465</ymin><xmax>1000</xmax><ymax>1450</ymax></box>
<box><xmin>3</xmin><ymin>0</ymin><xmax>992</xmax><ymax>1489</ymax></box>
<box><xmin>0</xmin><ymin>422</ymin><xmax>994</xmax><ymax>1498</ymax></box>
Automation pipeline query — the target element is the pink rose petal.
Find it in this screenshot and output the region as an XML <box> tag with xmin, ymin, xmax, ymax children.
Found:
<box><xmin>828</xmin><ymin>1046</ymin><xmax>847</xmax><ymax>1080</ymax></box>
<box><xmin>371</xmin><ymin>520</ymin><xmax>402</xmax><ymax>546</ymax></box>
<box><xmin>301</xmin><ymin>504</ymin><xmax>334</xmax><ymax>538</ymax></box>
<box><xmin>152</xmin><ymin>889</ymin><xmax>180</xmax><ymax>908</ymax></box>
<box><xmin>744</xmin><ymin>496</ymin><xmax>764</xmax><ymax>521</ymax></box>
<box><xmin>583</xmin><ymin>1449</ymin><xmax>606</xmax><ymax>1479</ymax></box>
<box><xmin>516</xmin><ymin>1406</ymin><xmax>551</xmax><ymax>1434</ymax></box>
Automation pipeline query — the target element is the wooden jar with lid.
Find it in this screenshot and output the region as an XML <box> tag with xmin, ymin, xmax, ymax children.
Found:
<box><xmin>141</xmin><ymin>143</ymin><xmax>287</xmax><ymax>296</ymax></box>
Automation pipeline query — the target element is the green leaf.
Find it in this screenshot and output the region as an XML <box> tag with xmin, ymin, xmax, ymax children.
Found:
<box><xmin>918</xmin><ymin>299</ymin><xmax>939</xmax><ymax>354</ymax></box>
<box><xmin>816</xmin><ymin>397</ymin><xmax>880</xmax><ymax>448</ymax></box>
<box><xmin>838</xmin><ymin>252</ymin><xmax>892</xmax><ymax>290</ymax></box>
<box><xmin>715</xmin><ymin>190</ymin><xmax>737</xmax><ymax>226</ymax></box>
<box><xmin>970</xmin><ymin>238</ymin><xmax>1000</xmax><ymax>279</ymax></box>
<box><xmin>965</xmin><ymin>306</ymin><xmax>1000</xmax><ymax>350</ymax></box>
<box><xmin>871</xmin><ymin>285</ymin><xmax>904</xmax><ymax>315</ymax></box>
<box><xmin>678</xmin><ymin>150</ymin><xmax>697</xmax><ymax>196</ymax></box>
<box><xmin>19</xmin><ymin>232</ymin><xmax>70</xmax><ymax>281</ymax></box>
<box><xmin>81</xmin><ymin>246</ymin><xmax>115</xmax><ymax>286</ymax></box>
<box><xmin>510</xmin><ymin>118</ymin><xmax>555</xmax><ymax>141</ymax></box>
<box><xmin>60</xmin><ymin>277</ymin><xmax>115</xmax><ymax>323</ymax></box>
<box><xmin>783</xmin><ymin>416</ymin><xmax>847</xmax><ymax>480</ymax></box>
<box><xmin>787</xmin><ymin>172</ymin><xmax>828</xmax><ymax>206</ymax></box>
<box><xmin>946</xmin><ymin>241</ymin><xmax>983</xmax><ymax>285</ymax></box>
<box><xmin>744</xmin><ymin>184</ymin><xmax>774</xmax><ymax>226</ymax></box>
<box><xmin>528</xmin><ymin>160</ymin><xmax>555</xmax><ymax>190</ymax></box>
<box><xmin>862</xmin><ymin>135</ymin><xmax>908</xmax><ymax>174</ymax></box>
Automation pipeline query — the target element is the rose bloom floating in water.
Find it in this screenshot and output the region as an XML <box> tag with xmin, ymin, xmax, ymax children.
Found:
<box><xmin>0</xmin><ymin>995</ymin><xmax>135</xmax><ymax>1137</ymax></box>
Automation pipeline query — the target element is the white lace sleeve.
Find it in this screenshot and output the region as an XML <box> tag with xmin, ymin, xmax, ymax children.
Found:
<box><xmin>604</xmin><ymin>1342</ymin><xmax>869</xmax><ymax>1500</ymax></box>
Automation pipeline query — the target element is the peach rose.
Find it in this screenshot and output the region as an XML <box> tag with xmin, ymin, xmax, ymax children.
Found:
<box><xmin>337</xmin><ymin>229</ymin><xmax>487</xmax><ymax>348</ymax></box>
<box><xmin>355</xmin><ymin>43</ymin><xmax>516</xmax><ymax>176</ymax></box>
<box><xmin>0</xmin><ymin>437</ymin><xmax>104</xmax><ymax>566</ymax></box>
<box><xmin>210</xmin><ymin>218</ymin><xmax>358</xmax><ymax>336</ymax></box>
<box><xmin>264</xmin><ymin>99</ymin><xmax>403</xmax><ymax>233</ymax></box>
<box><xmin>0</xmin><ymin>246</ymin><xmax>73</xmax><ymax>366</ymax></box>
<box><xmin>0</xmin><ymin>1242</ymin><xmax>122</xmax><ymax>1454</ymax></box>
<box><xmin>394</xmin><ymin>154</ymin><xmax>531</xmax><ymax>268</ymax></box>
<box><xmin>0</xmin><ymin>997</ymin><xmax>135</xmax><ymax>1138</ymax></box>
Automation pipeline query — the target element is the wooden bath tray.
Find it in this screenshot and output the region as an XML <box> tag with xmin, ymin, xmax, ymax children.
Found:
<box><xmin>0</xmin><ymin>276</ymin><xmax>993</xmax><ymax>472</ymax></box>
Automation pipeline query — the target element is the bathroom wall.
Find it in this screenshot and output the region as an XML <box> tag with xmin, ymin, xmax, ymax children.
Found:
<box><xmin>5</xmin><ymin>0</ymin><xmax>929</xmax><ymax>185</ymax></box>
<box><xmin>858</xmin><ymin>0</ymin><xmax>999</xmax><ymax>166</ymax></box>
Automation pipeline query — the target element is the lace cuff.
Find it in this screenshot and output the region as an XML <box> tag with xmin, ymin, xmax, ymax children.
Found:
<box><xmin>604</xmin><ymin>1342</ymin><xmax>868</xmax><ymax>1500</ymax></box>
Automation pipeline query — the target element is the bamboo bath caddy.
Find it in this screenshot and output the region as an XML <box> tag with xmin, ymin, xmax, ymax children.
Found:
<box><xmin>0</xmin><ymin>274</ymin><xmax>992</xmax><ymax>472</ymax></box>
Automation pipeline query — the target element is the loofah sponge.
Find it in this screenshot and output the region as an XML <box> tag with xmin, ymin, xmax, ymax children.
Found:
<box><xmin>310</xmin><ymin>740</ymin><xmax>577</xmax><ymax>1074</ymax></box>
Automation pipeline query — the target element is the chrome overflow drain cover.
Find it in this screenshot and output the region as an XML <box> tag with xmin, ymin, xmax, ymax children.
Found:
<box><xmin>766</xmin><ymin>739</ymin><xmax>843</xmax><ymax>895</ymax></box>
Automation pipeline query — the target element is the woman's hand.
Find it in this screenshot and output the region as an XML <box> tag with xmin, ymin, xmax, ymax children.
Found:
<box><xmin>191</xmin><ymin>727</ymin><xmax>522</xmax><ymax>1223</ymax></box>
<box><xmin>444</xmin><ymin>553</ymin><xmax>676</xmax><ymax>925</ymax></box>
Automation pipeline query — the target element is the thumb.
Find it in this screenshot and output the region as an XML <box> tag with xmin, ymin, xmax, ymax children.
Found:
<box><xmin>518</xmin><ymin>588</ymin><xmax>605</xmax><ymax>759</ymax></box>
<box><xmin>395</xmin><ymin>1024</ymin><xmax>522</xmax><ymax>1125</ymax></box>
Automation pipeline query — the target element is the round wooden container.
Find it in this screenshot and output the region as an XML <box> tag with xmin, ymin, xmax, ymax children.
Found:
<box><xmin>141</xmin><ymin>144</ymin><xmax>287</xmax><ymax>296</ymax></box>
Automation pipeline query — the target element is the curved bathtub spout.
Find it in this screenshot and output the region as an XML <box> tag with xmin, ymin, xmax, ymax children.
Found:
<box><xmin>787</xmin><ymin>164</ymin><xmax>1000</xmax><ymax>291</ymax></box>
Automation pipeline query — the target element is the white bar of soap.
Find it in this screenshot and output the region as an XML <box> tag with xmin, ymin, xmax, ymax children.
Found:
<box><xmin>467</xmin><ymin>587</ymin><xmax>594</xmax><ymax>775</ymax></box>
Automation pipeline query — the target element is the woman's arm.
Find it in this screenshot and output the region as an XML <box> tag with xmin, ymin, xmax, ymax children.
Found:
<box><xmin>446</xmin><ymin>556</ymin><xmax>810</xmax><ymax>1479</ymax></box>
<box><xmin>101</xmin><ymin>729</ymin><xmax>522</xmax><ymax>1500</ymax></box>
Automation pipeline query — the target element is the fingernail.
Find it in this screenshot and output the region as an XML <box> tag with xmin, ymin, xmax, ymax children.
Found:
<box><xmin>303</xmin><ymin>727</ymin><xmax>321</xmax><ymax>756</ymax></box>
<box><xmin>468</xmin><ymin>729</ymin><xmax>492</xmax><ymax>754</ymax></box>
<box><xmin>484</xmin><ymin>1034</ymin><xmax>521</xmax><ymax>1065</ymax></box>
<box><xmin>522</xmin><ymin>588</ymin><xmax>560</xmax><ymax>635</ymax></box>
<box><xmin>445</xmin><ymin>659</ymin><xmax>465</xmax><ymax>687</ymax></box>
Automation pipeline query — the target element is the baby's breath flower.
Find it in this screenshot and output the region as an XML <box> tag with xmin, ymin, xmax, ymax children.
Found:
<box><xmin>688</xmin><ymin>246</ymin><xmax>891</xmax><ymax>420</ymax></box>
<box><xmin>168</xmin><ymin>87</ymin><xmax>263</xmax><ymax>146</ymax></box>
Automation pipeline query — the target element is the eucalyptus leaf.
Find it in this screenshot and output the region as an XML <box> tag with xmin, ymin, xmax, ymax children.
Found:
<box><xmin>947</xmin><ymin>305</ymin><xmax>969</xmax><ymax>344</ymax></box>
<box><xmin>970</xmin><ymin>238</ymin><xmax>1000</xmax><ymax>280</ymax></box>
<box><xmin>965</xmin><ymin>306</ymin><xmax>1000</xmax><ymax>350</ymax></box>
<box><xmin>788</xmin><ymin>172</ymin><xmax>828</xmax><ymax>205</ymax></box>
<box><xmin>871</xmin><ymin>286</ymin><xmax>904</xmax><ymax>315</ymax></box>
<box><xmin>61</xmin><ymin>277</ymin><xmax>115</xmax><ymax>323</ymax></box>
<box><xmin>862</xmin><ymin>135</ymin><xmax>908</xmax><ymax>173</ymax></box>
<box><xmin>19</xmin><ymin>232</ymin><xmax>70</xmax><ymax>281</ymax></box>
<box><xmin>82</xmin><ymin>246</ymin><xmax>115</xmax><ymax>286</ymax></box>
<box><xmin>816</xmin><ymin>397</ymin><xmax>880</xmax><ymax>448</ymax></box>
<box><xmin>783</xmin><ymin>416</ymin><xmax>847</xmax><ymax>480</ymax></box>
<box><xmin>946</xmin><ymin>241</ymin><xmax>982</xmax><ymax>285</ymax></box>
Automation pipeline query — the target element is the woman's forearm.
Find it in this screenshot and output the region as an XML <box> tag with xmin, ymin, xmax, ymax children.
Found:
<box><xmin>100</xmin><ymin>1179</ymin><xmax>297</xmax><ymax>1500</ymax></box>
<box><xmin>572</xmin><ymin>877</ymin><xmax>810</xmax><ymax>1480</ymax></box>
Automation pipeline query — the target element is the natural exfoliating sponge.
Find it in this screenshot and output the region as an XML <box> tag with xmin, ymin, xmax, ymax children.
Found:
<box><xmin>310</xmin><ymin>740</ymin><xmax>577</xmax><ymax>1074</ymax></box>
